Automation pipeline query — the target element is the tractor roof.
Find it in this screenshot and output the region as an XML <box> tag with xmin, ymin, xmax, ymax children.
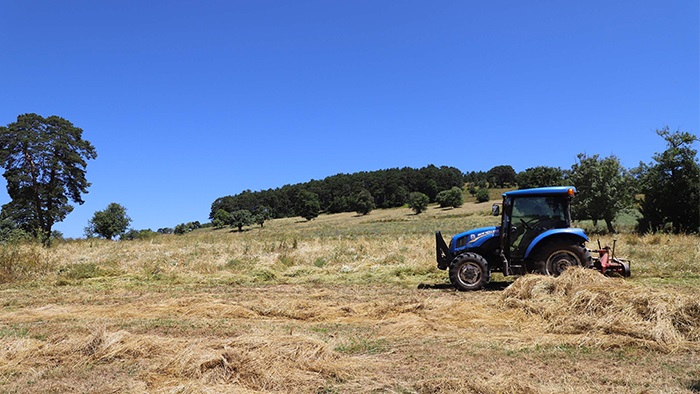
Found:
<box><xmin>502</xmin><ymin>186</ymin><xmax>576</xmax><ymax>197</ymax></box>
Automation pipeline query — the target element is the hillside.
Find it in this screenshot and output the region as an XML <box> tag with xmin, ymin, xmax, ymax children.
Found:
<box><xmin>1</xmin><ymin>198</ymin><xmax>699</xmax><ymax>393</ymax></box>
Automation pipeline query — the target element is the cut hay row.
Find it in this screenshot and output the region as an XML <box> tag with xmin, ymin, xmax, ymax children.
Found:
<box><xmin>502</xmin><ymin>267</ymin><xmax>700</xmax><ymax>351</ymax></box>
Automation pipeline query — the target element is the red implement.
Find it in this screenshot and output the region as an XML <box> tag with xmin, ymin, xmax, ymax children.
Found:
<box><xmin>591</xmin><ymin>240</ymin><xmax>631</xmax><ymax>277</ymax></box>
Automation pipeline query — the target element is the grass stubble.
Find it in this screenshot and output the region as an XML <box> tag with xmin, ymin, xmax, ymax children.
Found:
<box><xmin>1</xmin><ymin>202</ymin><xmax>699</xmax><ymax>393</ymax></box>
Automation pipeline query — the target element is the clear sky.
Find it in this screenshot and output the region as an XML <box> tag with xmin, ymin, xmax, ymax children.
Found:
<box><xmin>1</xmin><ymin>1</ymin><xmax>698</xmax><ymax>238</ymax></box>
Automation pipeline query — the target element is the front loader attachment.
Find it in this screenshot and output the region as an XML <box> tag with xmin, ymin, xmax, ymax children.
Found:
<box><xmin>435</xmin><ymin>231</ymin><xmax>453</xmax><ymax>270</ymax></box>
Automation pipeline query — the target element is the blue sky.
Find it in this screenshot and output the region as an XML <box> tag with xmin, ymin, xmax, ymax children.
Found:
<box><xmin>1</xmin><ymin>1</ymin><xmax>698</xmax><ymax>238</ymax></box>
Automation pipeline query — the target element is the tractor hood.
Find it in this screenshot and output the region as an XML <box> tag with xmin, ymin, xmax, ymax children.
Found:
<box><xmin>450</xmin><ymin>226</ymin><xmax>500</xmax><ymax>253</ymax></box>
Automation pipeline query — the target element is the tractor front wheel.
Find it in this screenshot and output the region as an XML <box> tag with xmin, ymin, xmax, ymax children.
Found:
<box><xmin>538</xmin><ymin>242</ymin><xmax>591</xmax><ymax>277</ymax></box>
<box><xmin>449</xmin><ymin>253</ymin><xmax>490</xmax><ymax>291</ymax></box>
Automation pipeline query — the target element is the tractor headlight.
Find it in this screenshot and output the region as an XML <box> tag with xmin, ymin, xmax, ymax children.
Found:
<box><xmin>455</xmin><ymin>236</ymin><xmax>467</xmax><ymax>249</ymax></box>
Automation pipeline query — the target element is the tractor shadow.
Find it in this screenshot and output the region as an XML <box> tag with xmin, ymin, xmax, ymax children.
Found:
<box><xmin>418</xmin><ymin>280</ymin><xmax>512</xmax><ymax>292</ymax></box>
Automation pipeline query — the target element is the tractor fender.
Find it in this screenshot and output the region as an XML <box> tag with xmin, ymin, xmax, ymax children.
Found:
<box><xmin>524</xmin><ymin>228</ymin><xmax>589</xmax><ymax>259</ymax></box>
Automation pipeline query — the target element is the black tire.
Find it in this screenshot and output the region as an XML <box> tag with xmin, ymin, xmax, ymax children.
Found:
<box><xmin>538</xmin><ymin>242</ymin><xmax>591</xmax><ymax>277</ymax></box>
<box><xmin>449</xmin><ymin>253</ymin><xmax>490</xmax><ymax>291</ymax></box>
<box><xmin>621</xmin><ymin>261</ymin><xmax>631</xmax><ymax>277</ymax></box>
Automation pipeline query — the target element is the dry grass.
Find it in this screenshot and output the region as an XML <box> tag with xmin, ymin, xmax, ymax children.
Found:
<box><xmin>1</xmin><ymin>202</ymin><xmax>699</xmax><ymax>393</ymax></box>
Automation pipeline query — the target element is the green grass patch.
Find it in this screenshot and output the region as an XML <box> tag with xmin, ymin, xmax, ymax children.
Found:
<box><xmin>334</xmin><ymin>336</ymin><xmax>390</xmax><ymax>355</ymax></box>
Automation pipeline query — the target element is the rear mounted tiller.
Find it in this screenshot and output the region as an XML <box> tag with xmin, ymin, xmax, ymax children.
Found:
<box><xmin>590</xmin><ymin>239</ymin><xmax>631</xmax><ymax>277</ymax></box>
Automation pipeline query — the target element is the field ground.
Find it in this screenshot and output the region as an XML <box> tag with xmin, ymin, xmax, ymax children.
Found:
<box><xmin>1</xmin><ymin>200</ymin><xmax>700</xmax><ymax>393</ymax></box>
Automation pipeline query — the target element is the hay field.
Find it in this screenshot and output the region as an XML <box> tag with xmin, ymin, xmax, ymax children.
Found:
<box><xmin>2</xmin><ymin>202</ymin><xmax>700</xmax><ymax>393</ymax></box>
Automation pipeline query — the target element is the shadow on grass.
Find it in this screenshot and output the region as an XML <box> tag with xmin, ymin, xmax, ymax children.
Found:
<box><xmin>417</xmin><ymin>280</ymin><xmax>511</xmax><ymax>292</ymax></box>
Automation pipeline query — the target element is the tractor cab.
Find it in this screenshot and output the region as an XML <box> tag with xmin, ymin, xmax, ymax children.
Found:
<box><xmin>498</xmin><ymin>187</ymin><xmax>583</xmax><ymax>275</ymax></box>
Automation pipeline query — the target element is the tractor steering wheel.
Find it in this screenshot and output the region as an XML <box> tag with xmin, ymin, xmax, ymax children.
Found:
<box><xmin>520</xmin><ymin>218</ymin><xmax>536</xmax><ymax>230</ymax></box>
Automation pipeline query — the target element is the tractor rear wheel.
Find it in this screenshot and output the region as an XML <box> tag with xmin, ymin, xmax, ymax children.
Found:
<box><xmin>449</xmin><ymin>253</ymin><xmax>490</xmax><ymax>291</ymax></box>
<box><xmin>538</xmin><ymin>242</ymin><xmax>591</xmax><ymax>277</ymax></box>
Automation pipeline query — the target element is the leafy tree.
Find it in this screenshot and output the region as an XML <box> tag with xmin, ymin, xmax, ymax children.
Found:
<box><xmin>327</xmin><ymin>196</ymin><xmax>350</xmax><ymax>214</ymax></box>
<box><xmin>636</xmin><ymin>128</ymin><xmax>699</xmax><ymax>233</ymax></box>
<box><xmin>0</xmin><ymin>216</ymin><xmax>30</xmax><ymax>243</ymax></box>
<box><xmin>464</xmin><ymin>171</ymin><xmax>488</xmax><ymax>185</ymax></box>
<box><xmin>174</xmin><ymin>223</ymin><xmax>189</xmax><ymax>235</ymax></box>
<box><xmin>157</xmin><ymin>227</ymin><xmax>173</xmax><ymax>235</ymax></box>
<box><xmin>230</xmin><ymin>209</ymin><xmax>253</xmax><ymax>232</ymax></box>
<box><xmin>253</xmin><ymin>206</ymin><xmax>271</xmax><ymax>227</ymax></box>
<box><xmin>516</xmin><ymin>166</ymin><xmax>565</xmax><ymax>189</ymax></box>
<box><xmin>486</xmin><ymin>165</ymin><xmax>517</xmax><ymax>187</ymax></box>
<box><xmin>408</xmin><ymin>192</ymin><xmax>429</xmax><ymax>214</ymax></box>
<box><xmin>568</xmin><ymin>154</ymin><xmax>635</xmax><ymax>233</ymax></box>
<box><xmin>85</xmin><ymin>203</ymin><xmax>132</xmax><ymax>240</ymax></box>
<box><xmin>475</xmin><ymin>188</ymin><xmax>490</xmax><ymax>203</ymax></box>
<box><xmin>121</xmin><ymin>228</ymin><xmax>157</xmax><ymax>241</ymax></box>
<box><xmin>436</xmin><ymin>187</ymin><xmax>464</xmax><ymax>208</ymax></box>
<box><xmin>352</xmin><ymin>189</ymin><xmax>375</xmax><ymax>215</ymax></box>
<box><xmin>0</xmin><ymin>114</ymin><xmax>97</xmax><ymax>245</ymax></box>
<box><xmin>212</xmin><ymin>209</ymin><xmax>231</xmax><ymax>228</ymax></box>
<box><xmin>296</xmin><ymin>190</ymin><xmax>321</xmax><ymax>221</ymax></box>
<box><xmin>174</xmin><ymin>221</ymin><xmax>201</xmax><ymax>235</ymax></box>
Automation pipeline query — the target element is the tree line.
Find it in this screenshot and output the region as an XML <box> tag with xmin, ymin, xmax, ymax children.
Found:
<box><xmin>1</xmin><ymin>113</ymin><xmax>698</xmax><ymax>243</ymax></box>
<box><xmin>209</xmin><ymin>165</ymin><xmax>465</xmax><ymax>224</ymax></box>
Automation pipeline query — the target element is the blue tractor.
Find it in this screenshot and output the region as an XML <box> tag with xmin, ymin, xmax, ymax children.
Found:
<box><xmin>436</xmin><ymin>186</ymin><xmax>592</xmax><ymax>291</ymax></box>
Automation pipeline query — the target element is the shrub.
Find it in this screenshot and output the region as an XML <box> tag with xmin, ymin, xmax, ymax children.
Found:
<box><xmin>436</xmin><ymin>187</ymin><xmax>464</xmax><ymax>208</ymax></box>
<box><xmin>475</xmin><ymin>188</ymin><xmax>490</xmax><ymax>203</ymax></box>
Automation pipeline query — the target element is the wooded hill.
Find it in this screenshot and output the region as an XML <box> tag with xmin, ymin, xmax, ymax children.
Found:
<box><xmin>210</xmin><ymin>165</ymin><xmax>464</xmax><ymax>220</ymax></box>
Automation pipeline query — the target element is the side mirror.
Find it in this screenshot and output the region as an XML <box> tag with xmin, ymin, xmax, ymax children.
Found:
<box><xmin>491</xmin><ymin>204</ymin><xmax>500</xmax><ymax>216</ymax></box>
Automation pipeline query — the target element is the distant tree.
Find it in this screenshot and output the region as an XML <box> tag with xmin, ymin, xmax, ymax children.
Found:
<box><xmin>174</xmin><ymin>223</ymin><xmax>189</xmax><ymax>235</ymax></box>
<box><xmin>475</xmin><ymin>188</ymin><xmax>490</xmax><ymax>203</ymax></box>
<box><xmin>352</xmin><ymin>189</ymin><xmax>375</xmax><ymax>215</ymax></box>
<box><xmin>85</xmin><ymin>203</ymin><xmax>132</xmax><ymax>240</ymax></box>
<box><xmin>486</xmin><ymin>165</ymin><xmax>517</xmax><ymax>188</ymax></box>
<box><xmin>230</xmin><ymin>209</ymin><xmax>253</xmax><ymax>232</ymax></box>
<box><xmin>253</xmin><ymin>206</ymin><xmax>272</xmax><ymax>227</ymax></box>
<box><xmin>174</xmin><ymin>221</ymin><xmax>201</xmax><ymax>235</ymax></box>
<box><xmin>516</xmin><ymin>166</ymin><xmax>565</xmax><ymax>189</ymax></box>
<box><xmin>464</xmin><ymin>171</ymin><xmax>488</xmax><ymax>185</ymax></box>
<box><xmin>0</xmin><ymin>114</ymin><xmax>97</xmax><ymax>245</ymax></box>
<box><xmin>121</xmin><ymin>228</ymin><xmax>157</xmax><ymax>241</ymax></box>
<box><xmin>157</xmin><ymin>227</ymin><xmax>173</xmax><ymax>235</ymax></box>
<box><xmin>636</xmin><ymin>128</ymin><xmax>699</xmax><ymax>233</ymax></box>
<box><xmin>0</xmin><ymin>216</ymin><xmax>30</xmax><ymax>243</ymax></box>
<box><xmin>212</xmin><ymin>209</ymin><xmax>231</xmax><ymax>229</ymax></box>
<box><xmin>327</xmin><ymin>196</ymin><xmax>350</xmax><ymax>214</ymax></box>
<box><xmin>436</xmin><ymin>187</ymin><xmax>464</xmax><ymax>208</ymax></box>
<box><xmin>50</xmin><ymin>230</ymin><xmax>64</xmax><ymax>243</ymax></box>
<box><xmin>568</xmin><ymin>154</ymin><xmax>635</xmax><ymax>233</ymax></box>
<box><xmin>296</xmin><ymin>190</ymin><xmax>321</xmax><ymax>221</ymax></box>
<box><xmin>408</xmin><ymin>192</ymin><xmax>430</xmax><ymax>214</ymax></box>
